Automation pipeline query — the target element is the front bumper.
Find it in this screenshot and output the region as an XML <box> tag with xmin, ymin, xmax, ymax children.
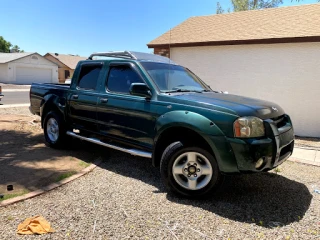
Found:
<box><xmin>227</xmin><ymin>114</ymin><xmax>294</xmax><ymax>172</ymax></box>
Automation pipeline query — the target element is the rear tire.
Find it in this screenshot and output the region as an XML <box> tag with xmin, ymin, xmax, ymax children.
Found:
<box><xmin>160</xmin><ymin>141</ymin><xmax>224</xmax><ymax>198</ymax></box>
<box><xmin>43</xmin><ymin>111</ymin><xmax>67</xmax><ymax>148</ymax></box>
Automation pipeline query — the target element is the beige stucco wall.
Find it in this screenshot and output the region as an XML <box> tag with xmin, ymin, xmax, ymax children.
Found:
<box><xmin>58</xmin><ymin>67</ymin><xmax>73</xmax><ymax>83</ymax></box>
<box><xmin>171</xmin><ymin>42</ymin><xmax>320</xmax><ymax>137</ymax></box>
<box><xmin>44</xmin><ymin>55</ymin><xmax>72</xmax><ymax>83</ymax></box>
<box><xmin>0</xmin><ymin>63</ymin><xmax>8</xmax><ymax>83</ymax></box>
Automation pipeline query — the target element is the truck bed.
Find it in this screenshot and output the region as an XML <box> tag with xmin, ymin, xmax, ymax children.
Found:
<box><xmin>29</xmin><ymin>83</ymin><xmax>70</xmax><ymax>116</ymax></box>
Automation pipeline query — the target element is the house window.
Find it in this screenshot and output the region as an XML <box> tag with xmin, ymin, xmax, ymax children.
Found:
<box><xmin>65</xmin><ymin>70</ymin><xmax>70</xmax><ymax>79</ymax></box>
<box><xmin>31</xmin><ymin>55</ymin><xmax>38</xmax><ymax>60</ymax></box>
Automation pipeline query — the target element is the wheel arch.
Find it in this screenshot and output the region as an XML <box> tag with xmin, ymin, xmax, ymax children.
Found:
<box><xmin>40</xmin><ymin>94</ymin><xmax>66</xmax><ymax>128</ymax></box>
<box><xmin>153</xmin><ymin>126</ymin><xmax>213</xmax><ymax>167</ymax></box>
<box><xmin>152</xmin><ymin>111</ymin><xmax>225</xmax><ymax>168</ymax></box>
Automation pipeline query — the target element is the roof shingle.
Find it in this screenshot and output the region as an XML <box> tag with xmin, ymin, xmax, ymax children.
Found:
<box><xmin>147</xmin><ymin>4</ymin><xmax>320</xmax><ymax>47</ymax></box>
<box><xmin>45</xmin><ymin>53</ymin><xmax>86</xmax><ymax>69</ymax></box>
<box><xmin>0</xmin><ymin>52</ymin><xmax>35</xmax><ymax>64</ymax></box>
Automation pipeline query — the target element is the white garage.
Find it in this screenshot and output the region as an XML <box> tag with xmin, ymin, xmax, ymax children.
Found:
<box><xmin>148</xmin><ymin>4</ymin><xmax>320</xmax><ymax>137</ymax></box>
<box><xmin>0</xmin><ymin>52</ymin><xmax>58</xmax><ymax>84</ymax></box>
<box><xmin>16</xmin><ymin>67</ymin><xmax>52</xmax><ymax>84</ymax></box>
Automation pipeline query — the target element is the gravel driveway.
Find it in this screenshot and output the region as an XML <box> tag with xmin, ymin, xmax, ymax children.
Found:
<box><xmin>0</xmin><ymin>147</ymin><xmax>319</xmax><ymax>240</ymax></box>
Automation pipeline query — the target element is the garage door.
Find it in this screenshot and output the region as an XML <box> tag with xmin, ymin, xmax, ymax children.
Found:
<box><xmin>16</xmin><ymin>67</ymin><xmax>52</xmax><ymax>84</ymax></box>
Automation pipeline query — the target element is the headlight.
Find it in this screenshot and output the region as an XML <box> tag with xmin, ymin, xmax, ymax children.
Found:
<box><xmin>234</xmin><ymin>117</ymin><xmax>265</xmax><ymax>138</ymax></box>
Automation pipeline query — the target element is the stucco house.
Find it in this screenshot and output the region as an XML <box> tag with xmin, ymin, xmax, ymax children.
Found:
<box><xmin>148</xmin><ymin>4</ymin><xmax>320</xmax><ymax>137</ymax></box>
<box><xmin>44</xmin><ymin>53</ymin><xmax>86</xmax><ymax>83</ymax></box>
<box><xmin>0</xmin><ymin>52</ymin><xmax>58</xmax><ymax>84</ymax></box>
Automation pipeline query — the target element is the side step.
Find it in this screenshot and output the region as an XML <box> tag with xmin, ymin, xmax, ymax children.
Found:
<box><xmin>66</xmin><ymin>131</ymin><xmax>152</xmax><ymax>158</ymax></box>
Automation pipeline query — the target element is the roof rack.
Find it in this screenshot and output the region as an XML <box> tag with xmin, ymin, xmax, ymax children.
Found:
<box><xmin>88</xmin><ymin>51</ymin><xmax>177</xmax><ymax>64</ymax></box>
<box><xmin>88</xmin><ymin>51</ymin><xmax>137</xmax><ymax>60</ymax></box>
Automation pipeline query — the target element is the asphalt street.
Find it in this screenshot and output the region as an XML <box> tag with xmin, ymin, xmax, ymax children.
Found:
<box><xmin>0</xmin><ymin>91</ymin><xmax>29</xmax><ymax>105</ymax></box>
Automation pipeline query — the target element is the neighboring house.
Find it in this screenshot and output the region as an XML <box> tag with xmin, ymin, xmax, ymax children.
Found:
<box><xmin>44</xmin><ymin>53</ymin><xmax>86</xmax><ymax>83</ymax></box>
<box><xmin>0</xmin><ymin>52</ymin><xmax>58</xmax><ymax>84</ymax></box>
<box><xmin>147</xmin><ymin>4</ymin><xmax>320</xmax><ymax>137</ymax></box>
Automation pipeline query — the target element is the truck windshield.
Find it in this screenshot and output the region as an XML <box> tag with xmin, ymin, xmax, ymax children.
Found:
<box><xmin>140</xmin><ymin>62</ymin><xmax>211</xmax><ymax>93</ymax></box>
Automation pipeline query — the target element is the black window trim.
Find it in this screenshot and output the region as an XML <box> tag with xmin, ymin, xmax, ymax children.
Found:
<box><xmin>76</xmin><ymin>62</ymin><xmax>103</xmax><ymax>91</ymax></box>
<box><xmin>105</xmin><ymin>61</ymin><xmax>149</xmax><ymax>97</ymax></box>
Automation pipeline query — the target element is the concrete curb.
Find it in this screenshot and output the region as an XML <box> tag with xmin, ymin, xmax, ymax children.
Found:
<box><xmin>2</xmin><ymin>89</ymin><xmax>30</xmax><ymax>92</ymax></box>
<box><xmin>288</xmin><ymin>157</ymin><xmax>320</xmax><ymax>167</ymax></box>
<box><xmin>0</xmin><ymin>158</ymin><xmax>103</xmax><ymax>207</ymax></box>
<box><xmin>0</xmin><ymin>104</ymin><xmax>29</xmax><ymax>108</ymax></box>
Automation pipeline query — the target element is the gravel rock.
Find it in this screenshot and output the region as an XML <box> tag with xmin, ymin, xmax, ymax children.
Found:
<box><xmin>0</xmin><ymin>107</ymin><xmax>319</xmax><ymax>239</ymax></box>
<box><xmin>0</xmin><ymin>107</ymin><xmax>35</xmax><ymax>116</ymax></box>
<box><xmin>0</xmin><ymin>149</ymin><xmax>319</xmax><ymax>240</ymax></box>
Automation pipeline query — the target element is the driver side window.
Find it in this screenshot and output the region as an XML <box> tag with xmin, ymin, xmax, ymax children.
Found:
<box><xmin>106</xmin><ymin>65</ymin><xmax>143</xmax><ymax>94</ymax></box>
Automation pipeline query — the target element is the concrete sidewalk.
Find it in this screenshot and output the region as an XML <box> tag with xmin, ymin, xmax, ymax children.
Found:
<box><xmin>0</xmin><ymin>103</ymin><xmax>29</xmax><ymax>108</ymax></box>
<box><xmin>2</xmin><ymin>89</ymin><xmax>30</xmax><ymax>92</ymax></box>
<box><xmin>289</xmin><ymin>147</ymin><xmax>320</xmax><ymax>167</ymax></box>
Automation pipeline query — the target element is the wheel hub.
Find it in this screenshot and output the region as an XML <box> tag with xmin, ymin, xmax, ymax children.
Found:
<box><xmin>46</xmin><ymin>117</ymin><xmax>59</xmax><ymax>142</ymax></box>
<box><xmin>172</xmin><ymin>152</ymin><xmax>213</xmax><ymax>191</ymax></box>
<box><xmin>51</xmin><ymin>126</ymin><xmax>57</xmax><ymax>133</ymax></box>
<box><xmin>188</xmin><ymin>165</ymin><xmax>196</xmax><ymax>174</ymax></box>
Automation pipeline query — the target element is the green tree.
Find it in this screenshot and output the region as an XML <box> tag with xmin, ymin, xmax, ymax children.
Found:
<box><xmin>216</xmin><ymin>2</ymin><xmax>225</xmax><ymax>13</ymax></box>
<box><xmin>216</xmin><ymin>0</ymin><xmax>316</xmax><ymax>13</ymax></box>
<box><xmin>11</xmin><ymin>45</ymin><xmax>24</xmax><ymax>52</ymax></box>
<box><xmin>231</xmin><ymin>0</ymin><xmax>283</xmax><ymax>12</ymax></box>
<box><xmin>0</xmin><ymin>36</ymin><xmax>12</xmax><ymax>53</ymax></box>
<box><xmin>0</xmin><ymin>36</ymin><xmax>24</xmax><ymax>53</ymax></box>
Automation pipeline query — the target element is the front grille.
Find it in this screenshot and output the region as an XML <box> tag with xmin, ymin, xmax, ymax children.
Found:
<box><xmin>272</xmin><ymin>115</ymin><xmax>287</xmax><ymax>128</ymax></box>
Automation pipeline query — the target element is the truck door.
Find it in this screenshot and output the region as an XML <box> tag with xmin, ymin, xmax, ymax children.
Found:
<box><xmin>68</xmin><ymin>62</ymin><xmax>103</xmax><ymax>132</ymax></box>
<box><xmin>96</xmin><ymin>62</ymin><xmax>156</xmax><ymax>150</ymax></box>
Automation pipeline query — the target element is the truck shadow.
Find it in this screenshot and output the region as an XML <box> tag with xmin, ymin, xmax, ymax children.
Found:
<box><xmin>96</xmin><ymin>148</ymin><xmax>312</xmax><ymax>229</ymax></box>
<box><xmin>0</xmin><ymin>129</ymin><xmax>96</xmax><ymax>194</ymax></box>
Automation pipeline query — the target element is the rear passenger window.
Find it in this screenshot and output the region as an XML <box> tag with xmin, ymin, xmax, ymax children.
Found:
<box><xmin>78</xmin><ymin>64</ymin><xmax>102</xmax><ymax>90</ymax></box>
<box><xmin>107</xmin><ymin>65</ymin><xmax>143</xmax><ymax>94</ymax></box>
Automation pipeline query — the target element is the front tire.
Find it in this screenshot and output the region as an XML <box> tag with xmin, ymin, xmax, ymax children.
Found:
<box><xmin>160</xmin><ymin>141</ymin><xmax>223</xmax><ymax>198</ymax></box>
<box><xmin>43</xmin><ymin>111</ymin><xmax>67</xmax><ymax>148</ymax></box>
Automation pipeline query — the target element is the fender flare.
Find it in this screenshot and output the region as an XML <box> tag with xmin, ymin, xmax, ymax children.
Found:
<box><xmin>40</xmin><ymin>94</ymin><xmax>66</xmax><ymax>127</ymax></box>
<box><xmin>153</xmin><ymin>111</ymin><xmax>239</xmax><ymax>172</ymax></box>
<box><xmin>152</xmin><ymin>111</ymin><xmax>227</xmax><ymax>167</ymax></box>
<box><xmin>155</xmin><ymin>110</ymin><xmax>224</xmax><ymax>142</ymax></box>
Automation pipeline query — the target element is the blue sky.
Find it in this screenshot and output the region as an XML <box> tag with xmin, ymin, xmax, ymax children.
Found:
<box><xmin>1</xmin><ymin>0</ymin><xmax>317</xmax><ymax>57</ymax></box>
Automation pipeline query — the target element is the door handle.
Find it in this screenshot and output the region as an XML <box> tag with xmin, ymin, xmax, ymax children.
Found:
<box><xmin>72</xmin><ymin>95</ymin><xmax>79</xmax><ymax>99</ymax></box>
<box><xmin>100</xmin><ymin>98</ymin><xmax>108</xmax><ymax>103</ymax></box>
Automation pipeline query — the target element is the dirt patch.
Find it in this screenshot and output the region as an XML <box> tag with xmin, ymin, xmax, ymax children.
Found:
<box><xmin>0</xmin><ymin>114</ymin><xmax>97</xmax><ymax>199</ymax></box>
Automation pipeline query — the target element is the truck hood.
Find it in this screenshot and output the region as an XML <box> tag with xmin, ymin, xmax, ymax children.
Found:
<box><xmin>159</xmin><ymin>92</ymin><xmax>284</xmax><ymax>119</ymax></box>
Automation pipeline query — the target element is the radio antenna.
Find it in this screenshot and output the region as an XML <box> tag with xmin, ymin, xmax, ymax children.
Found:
<box><xmin>169</xmin><ymin>28</ymin><xmax>171</xmax><ymax>64</ymax></box>
<box><xmin>166</xmin><ymin>28</ymin><xmax>172</xmax><ymax>88</ymax></box>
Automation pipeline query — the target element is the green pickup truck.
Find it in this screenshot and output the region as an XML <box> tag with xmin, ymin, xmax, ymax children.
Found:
<box><xmin>29</xmin><ymin>51</ymin><xmax>294</xmax><ymax>197</ymax></box>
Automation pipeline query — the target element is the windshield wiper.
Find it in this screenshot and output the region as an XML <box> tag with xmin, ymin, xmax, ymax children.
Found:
<box><xmin>164</xmin><ymin>89</ymin><xmax>204</xmax><ymax>93</ymax></box>
<box><xmin>201</xmin><ymin>89</ymin><xmax>222</xmax><ymax>93</ymax></box>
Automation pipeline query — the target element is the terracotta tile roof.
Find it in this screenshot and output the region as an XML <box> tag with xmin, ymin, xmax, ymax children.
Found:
<box><xmin>147</xmin><ymin>4</ymin><xmax>320</xmax><ymax>47</ymax></box>
<box><xmin>45</xmin><ymin>53</ymin><xmax>86</xmax><ymax>69</ymax></box>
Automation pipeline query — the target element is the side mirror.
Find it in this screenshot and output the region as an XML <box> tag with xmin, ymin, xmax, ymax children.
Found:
<box><xmin>129</xmin><ymin>83</ymin><xmax>152</xmax><ymax>99</ymax></box>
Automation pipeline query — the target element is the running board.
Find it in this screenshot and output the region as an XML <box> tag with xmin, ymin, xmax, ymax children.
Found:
<box><xmin>66</xmin><ymin>131</ymin><xmax>152</xmax><ymax>158</ymax></box>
